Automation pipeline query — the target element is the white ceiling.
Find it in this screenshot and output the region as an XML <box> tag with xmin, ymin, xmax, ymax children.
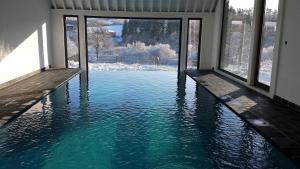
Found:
<box><xmin>50</xmin><ymin>0</ymin><xmax>219</xmax><ymax>13</ymax></box>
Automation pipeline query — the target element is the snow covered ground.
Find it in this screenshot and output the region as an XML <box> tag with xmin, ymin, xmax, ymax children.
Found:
<box><xmin>68</xmin><ymin>60</ymin><xmax>177</xmax><ymax>71</ymax></box>
<box><xmin>68</xmin><ymin>61</ymin><xmax>79</xmax><ymax>68</ymax></box>
<box><xmin>223</xmin><ymin>61</ymin><xmax>272</xmax><ymax>86</ymax></box>
<box><xmin>88</xmin><ymin>62</ymin><xmax>177</xmax><ymax>71</ymax></box>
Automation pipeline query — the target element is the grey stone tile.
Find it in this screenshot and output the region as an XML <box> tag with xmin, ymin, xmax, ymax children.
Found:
<box><xmin>271</xmin><ymin>137</ymin><xmax>298</xmax><ymax>148</ymax></box>
<box><xmin>0</xmin><ymin>68</ymin><xmax>80</xmax><ymax>126</ymax></box>
<box><xmin>186</xmin><ymin>69</ymin><xmax>300</xmax><ymax>166</ymax></box>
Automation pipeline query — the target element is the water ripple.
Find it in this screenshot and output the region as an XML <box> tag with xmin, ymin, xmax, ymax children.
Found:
<box><xmin>0</xmin><ymin>71</ymin><xmax>296</xmax><ymax>169</ymax></box>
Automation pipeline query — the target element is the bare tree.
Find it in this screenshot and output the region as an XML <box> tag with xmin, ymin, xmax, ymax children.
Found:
<box><xmin>88</xmin><ymin>22</ymin><xmax>113</xmax><ymax>59</ymax></box>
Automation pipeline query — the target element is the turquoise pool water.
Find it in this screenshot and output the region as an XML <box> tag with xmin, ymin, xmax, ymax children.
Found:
<box><xmin>0</xmin><ymin>71</ymin><xmax>297</xmax><ymax>169</ymax></box>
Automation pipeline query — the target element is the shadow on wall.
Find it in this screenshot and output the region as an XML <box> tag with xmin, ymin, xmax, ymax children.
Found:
<box><xmin>0</xmin><ymin>23</ymin><xmax>49</xmax><ymax>66</ymax></box>
<box><xmin>0</xmin><ymin>0</ymin><xmax>51</xmax><ymax>85</ymax></box>
<box><xmin>0</xmin><ymin>41</ymin><xmax>11</xmax><ymax>61</ymax></box>
<box><xmin>0</xmin><ymin>23</ymin><xmax>49</xmax><ymax>84</ymax></box>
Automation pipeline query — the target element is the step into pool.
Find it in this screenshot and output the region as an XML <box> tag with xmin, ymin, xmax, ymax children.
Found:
<box><xmin>0</xmin><ymin>71</ymin><xmax>297</xmax><ymax>169</ymax></box>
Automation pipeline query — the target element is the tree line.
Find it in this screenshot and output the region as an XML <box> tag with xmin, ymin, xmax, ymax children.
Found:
<box><xmin>121</xmin><ymin>19</ymin><xmax>181</xmax><ymax>51</ymax></box>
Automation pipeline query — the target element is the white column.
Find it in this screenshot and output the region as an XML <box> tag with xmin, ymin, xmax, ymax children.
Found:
<box><xmin>212</xmin><ymin>0</ymin><xmax>224</xmax><ymax>70</ymax></box>
<box><xmin>78</xmin><ymin>15</ymin><xmax>87</xmax><ymax>70</ymax></box>
<box><xmin>269</xmin><ymin>0</ymin><xmax>285</xmax><ymax>97</ymax></box>
<box><xmin>179</xmin><ymin>17</ymin><xmax>189</xmax><ymax>73</ymax></box>
<box><xmin>247</xmin><ymin>0</ymin><xmax>264</xmax><ymax>85</ymax></box>
<box><xmin>51</xmin><ymin>13</ymin><xmax>65</xmax><ymax>68</ymax></box>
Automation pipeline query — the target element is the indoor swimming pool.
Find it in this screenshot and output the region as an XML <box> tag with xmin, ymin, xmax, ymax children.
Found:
<box><xmin>0</xmin><ymin>71</ymin><xmax>296</xmax><ymax>169</ymax></box>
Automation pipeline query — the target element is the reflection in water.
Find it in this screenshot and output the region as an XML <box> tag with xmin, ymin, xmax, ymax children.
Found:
<box><xmin>0</xmin><ymin>71</ymin><xmax>296</xmax><ymax>169</ymax></box>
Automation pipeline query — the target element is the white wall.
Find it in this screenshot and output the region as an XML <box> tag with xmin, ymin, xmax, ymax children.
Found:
<box><xmin>0</xmin><ymin>0</ymin><xmax>51</xmax><ymax>85</ymax></box>
<box><xmin>211</xmin><ymin>0</ymin><xmax>224</xmax><ymax>70</ymax></box>
<box><xmin>199</xmin><ymin>15</ymin><xmax>215</xmax><ymax>70</ymax></box>
<box><xmin>275</xmin><ymin>0</ymin><xmax>300</xmax><ymax>105</ymax></box>
<box><xmin>51</xmin><ymin>10</ymin><xmax>215</xmax><ymax>72</ymax></box>
<box><xmin>51</xmin><ymin>12</ymin><xmax>66</xmax><ymax>68</ymax></box>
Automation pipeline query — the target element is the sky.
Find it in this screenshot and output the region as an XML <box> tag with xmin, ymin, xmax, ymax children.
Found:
<box><xmin>229</xmin><ymin>0</ymin><xmax>279</xmax><ymax>10</ymax></box>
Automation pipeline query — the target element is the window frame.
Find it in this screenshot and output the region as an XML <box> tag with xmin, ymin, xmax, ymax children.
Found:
<box><xmin>218</xmin><ymin>0</ymin><xmax>254</xmax><ymax>82</ymax></box>
<box><xmin>84</xmin><ymin>16</ymin><xmax>183</xmax><ymax>73</ymax></box>
<box><xmin>185</xmin><ymin>18</ymin><xmax>203</xmax><ymax>70</ymax></box>
<box><xmin>254</xmin><ymin>0</ymin><xmax>279</xmax><ymax>91</ymax></box>
<box><xmin>63</xmin><ymin>15</ymin><xmax>81</xmax><ymax>69</ymax></box>
<box><xmin>217</xmin><ymin>0</ymin><xmax>283</xmax><ymax>95</ymax></box>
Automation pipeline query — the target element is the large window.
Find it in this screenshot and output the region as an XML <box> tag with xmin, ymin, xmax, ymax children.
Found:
<box><xmin>220</xmin><ymin>0</ymin><xmax>255</xmax><ymax>79</ymax></box>
<box><xmin>186</xmin><ymin>19</ymin><xmax>202</xmax><ymax>70</ymax></box>
<box><xmin>64</xmin><ymin>16</ymin><xmax>80</xmax><ymax>68</ymax></box>
<box><xmin>86</xmin><ymin>18</ymin><xmax>181</xmax><ymax>71</ymax></box>
<box><xmin>256</xmin><ymin>0</ymin><xmax>279</xmax><ymax>88</ymax></box>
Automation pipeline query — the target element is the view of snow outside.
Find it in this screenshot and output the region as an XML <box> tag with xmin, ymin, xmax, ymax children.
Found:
<box><xmin>65</xmin><ymin>17</ymin><xmax>80</xmax><ymax>68</ymax></box>
<box><xmin>85</xmin><ymin>18</ymin><xmax>181</xmax><ymax>71</ymax></box>
<box><xmin>257</xmin><ymin>0</ymin><xmax>279</xmax><ymax>86</ymax></box>
<box><xmin>221</xmin><ymin>0</ymin><xmax>278</xmax><ymax>86</ymax></box>
<box><xmin>187</xmin><ymin>20</ymin><xmax>201</xmax><ymax>70</ymax></box>
<box><xmin>220</xmin><ymin>0</ymin><xmax>255</xmax><ymax>79</ymax></box>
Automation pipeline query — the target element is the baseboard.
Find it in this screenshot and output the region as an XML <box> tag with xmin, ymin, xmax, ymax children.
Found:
<box><xmin>274</xmin><ymin>95</ymin><xmax>300</xmax><ymax>113</ymax></box>
<box><xmin>0</xmin><ymin>66</ymin><xmax>51</xmax><ymax>90</ymax></box>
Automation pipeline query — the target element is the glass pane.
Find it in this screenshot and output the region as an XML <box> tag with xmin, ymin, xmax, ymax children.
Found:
<box><xmin>257</xmin><ymin>0</ymin><xmax>279</xmax><ymax>86</ymax></box>
<box><xmin>65</xmin><ymin>17</ymin><xmax>80</xmax><ymax>68</ymax></box>
<box><xmin>187</xmin><ymin>20</ymin><xmax>201</xmax><ymax>70</ymax></box>
<box><xmin>220</xmin><ymin>0</ymin><xmax>255</xmax><ymax>79</ymax></box>
<box><xmin>86</xmin><ymin>18</ymin><xmax>181</xmax><ymax>71</ymax></box>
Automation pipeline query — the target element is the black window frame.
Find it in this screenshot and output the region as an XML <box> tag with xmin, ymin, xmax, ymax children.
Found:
<box><xmin>218</xmin><ymin>0</ymin><xmax>280</xmax><ymax>90</ymax></box>
<box><xmin>254</xmin><ymin>0</ymin><xmax>278</xmax><ymax>91</ymax></box>
<box><xmin>185</xmin><ymin>18</ymin><xmax>203</xmax><ymax>70</ymax></box>
<box><xmin>218</xmin><ymin>0</ymin><xmax>254</xmax><ymax>82</ymax></box>
<box><xmin>84</xmin><ymin>16</ymin><xmax>183</xmax><ymax>74</ymax></box>
<box><xmin>64</xmin><ymin>15</ymin><xmax>81</xmax><ymax>69</ymax></box>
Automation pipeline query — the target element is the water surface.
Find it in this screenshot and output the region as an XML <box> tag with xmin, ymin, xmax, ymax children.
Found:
<box><xmin>0</xmin><ymin>71</ymin><xmax>296</xmax><ymax>169</ymax></box>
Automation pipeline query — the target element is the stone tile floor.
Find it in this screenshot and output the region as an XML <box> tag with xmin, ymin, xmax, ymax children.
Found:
<box><xmin>186</xmin><ymin>69</ymin><xmax>300</xmax><ymax>166</ymax></box>
<box><xmin>0</xmin><ymin>68</ymin><xmax>80</xmax><ymax>127</ymax></box>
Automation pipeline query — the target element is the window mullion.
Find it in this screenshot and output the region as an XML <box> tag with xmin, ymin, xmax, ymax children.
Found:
<box><xmin>247</xmin><ymin>0</ymin><xmax>265</xmax><ymax>85</ymax></box>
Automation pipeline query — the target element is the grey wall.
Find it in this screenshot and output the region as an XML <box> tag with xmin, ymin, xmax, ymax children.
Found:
<box><xmin>51</xmin><ymin>12</ymin><xmax>66</xmax><ymax>68</ymax></box>
<box><xmin>199</xmin><ymin>15</ymin><xmax>215</xmax><ymax>70</ymax></box>
<box><xmin>276</xmin><ymin>0</ymin><xmax>300</xmax><ymax>105</ymax></box>
<box><xmin>0</xmin><ymin>0</ymin><xmax>51</xmax><ymax>85</ymax></box>
<box><xmin>211</xmin><ymin>0</ymin><xmax>223</xmax><ymax>69</ymax></box>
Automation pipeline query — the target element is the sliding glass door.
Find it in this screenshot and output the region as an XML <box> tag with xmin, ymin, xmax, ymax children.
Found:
<box><xmin>186</xmin><ymin>19</ymin><xmax>202</xmax><ymax>70</ymax></box>
<box><xmin>220</xmin><ymin>0</ymin><xmax>255</xmax><ymax>80</ymax></box>
<box><xmin>255</xmin><ymin>0</ymin><xmax>279</xmax><ymax>90</ymax></box>
<box><xmin>64</xmin><ymin>16</ymin><xmax>80</xmax><ymax>68</ymax></box>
